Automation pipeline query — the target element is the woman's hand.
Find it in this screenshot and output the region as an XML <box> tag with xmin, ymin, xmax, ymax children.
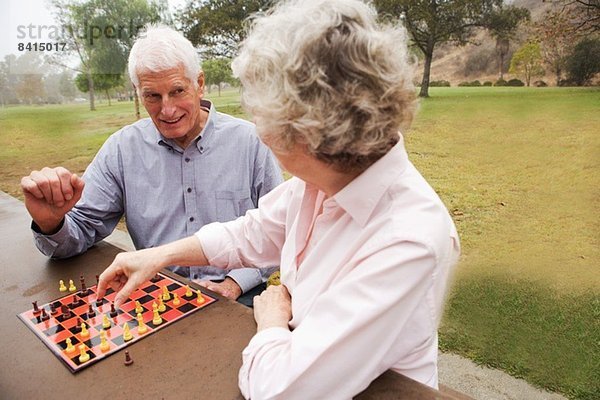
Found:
<box><xmin>97</xmin><ymin>236</ymin><xmax>209</xmax><ymax>308</ymax></box>
<box><xmin>96</xmin><ymin>248</ymin><xmax>165</xmax><ymax>308</ymax></box>
<box><xmin>253</xmin><ymin>285</ymin><xmax>292</xmax><ymax>332</ymax></box>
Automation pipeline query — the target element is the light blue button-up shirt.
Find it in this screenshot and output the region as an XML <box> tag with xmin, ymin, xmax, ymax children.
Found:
<box><xmin>33</xmin><ymin>100</ymin><xmax>283</xmax><ymax>293</ymax></box>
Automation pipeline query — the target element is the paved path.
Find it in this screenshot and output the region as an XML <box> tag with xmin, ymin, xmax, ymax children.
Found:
<box><xmin>439</xmin><ymin>353</ymin><xmax>566</xmax><ymax>400</ymax></box>
<box><xmin>105</xmin><ymin>229</ymin><xmax>567</xmax><ymax>400</ymax></box>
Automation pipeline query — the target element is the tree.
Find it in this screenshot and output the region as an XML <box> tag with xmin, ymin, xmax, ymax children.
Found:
<box><xmin>485</xmin><ymin>6</ymin><xmax>530</xmax><ymax>79</ymax></box>
<box><xmin>550</xmin><ymin>0</ymin><xmax>600</xmax><ymax>34</ymax></box>
<box><xmin>565</xmin><ymin>37</ymin><xmax>600</xmax><ymax>85</ymax></box>
<box><xmin>75</xmin><ymin>73</ymin><xmax>124</xmax><ymax>105</ymax></box>
<box><xmin>7</xmin><ymin>52</ymin><xmax>48</xmax><ymax>104</ymax></box>
<box><xmin>59</xmin><ymin>71</ymin><xmax>78</xmax><ymax>101</ymax></box>
<box><xmin>51</xmin><ymin>0</ymin><xmax>100</xmax><ymax>110</ymax></box>
<box><xmin>509</xmin><ymin>41</ymin><xmax>545</xmax><ymax>86</ymax></box>
<box><xmin>0</xmin><ymin>59</ymin><xmax>8</xmax><ymax>107</ymax></box>
<box><xmin>16</xmin><ymin>75</ymin><xmax>46</xmax><ymax>105</ymax></box>
<box><xmin>202</xmin><ymin>58</ymin><xmax>234</xmax><ymax>96</ymax></box>
<box><xmin>533</xmin><ymin>8</ymin><xmax>578</xmax><ymax>86</ymax></box>
<box><xmin>49</xmin><ymin>0</ymin><xmax>162</xmax><ymax>111</ymax></box>
<box><xmin>374</xmin><ymin>0</ymin><xmax>508</xmax><ymax>97</ymax></box>
<box><xmin>87</xmin><ymin>0</ymin><xmax>165</xmax><ymax>117</ymax></box>
<box><xmin>178</xmin><ymin>0</ymin><xmax>271</xmax><ymax>58</ymax></box>
<box><xmin>0</xmin><ymin>55</ymin><xmax>20</xmax><ymax>105</ymax></box>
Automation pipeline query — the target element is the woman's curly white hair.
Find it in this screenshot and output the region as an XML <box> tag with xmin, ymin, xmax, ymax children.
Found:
<box><xmin>232</xmin><ymin>0</ymin><xmax>417</xmax><ymax>171</ymax></box>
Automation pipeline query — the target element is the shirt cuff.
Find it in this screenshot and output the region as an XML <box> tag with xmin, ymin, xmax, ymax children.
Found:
<box><xmin>31</xmin><ymin>219</ymin><xmax>69</xmax><ymax>257</ymax></box>
<box><xmin>226</xmin><ymin>268</ymin><xmax>263</xmax><ymax>294</ymax></box>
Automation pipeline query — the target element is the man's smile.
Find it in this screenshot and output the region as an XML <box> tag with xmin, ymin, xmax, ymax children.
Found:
<box><xmin>161</xmin><ymin>115</ymin><xmax>184</xmax><ymax>124</ymax></box>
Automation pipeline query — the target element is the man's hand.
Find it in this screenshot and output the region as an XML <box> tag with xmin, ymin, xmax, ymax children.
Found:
<box><xmin>97</xmin><ymin>248</ymin><xmax>165</xmax><ymax>308</ymax></box>
<box><xmin>253</xmin><ymin>285</ymin><xmax>292</xmax><ymax>332</ymax></box>
<box><xmin>20</xmin><ymin>167</ymin><xmax>84</xmax><ymax>233</ymax></box>
<box><xmin>197</xmin><ymin>277</ymin><xmax>243</xmax><ymax>300</ymax></box>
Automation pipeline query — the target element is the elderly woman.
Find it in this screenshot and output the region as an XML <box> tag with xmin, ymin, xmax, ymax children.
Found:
<box><xmin>97</xmin><ymin>0</ymin><xmax>460</xmax><ymax>398</ymax></box>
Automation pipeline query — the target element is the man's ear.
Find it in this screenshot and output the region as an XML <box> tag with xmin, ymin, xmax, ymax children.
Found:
<box><xmin>197</xmin><ymin>72</ymin><xmax>205</xmax><ymax>96</ymax></box>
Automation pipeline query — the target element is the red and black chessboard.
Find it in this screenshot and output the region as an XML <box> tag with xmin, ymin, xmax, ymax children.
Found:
<box><xmin>17</xmin><ymin>272</ymin><xmax>217</xmax><ymax>373</ymax></box>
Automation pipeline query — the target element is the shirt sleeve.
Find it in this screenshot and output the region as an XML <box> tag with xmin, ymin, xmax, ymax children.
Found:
<box><xmin>225</xmin><ymin>268</ymin><xmax>263</xmax><ymax>294</ymax></box>
<box><xmin>238</xmin><ymin>240</ymin><xmax>440</xmax><ymax>400</ymax></box>
<box><xmin>31</xmin><ymin>134</ymin><xmax>125</xmax><ymax>258</ymax></box>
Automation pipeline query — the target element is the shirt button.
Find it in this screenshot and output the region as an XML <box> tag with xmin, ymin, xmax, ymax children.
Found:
<box><xmin>185</xmin><ymin>157</ymin><xmax>191</xmax><ymax>162</ymax></box>
<box><xmin>189</xmin><ymin>217</ymin><xmax>195</xmax><ymax>222</ymax></box>
<box><xmin>187</xmin><ymin>188</ymin><xmax>192</xmax><ymax>193</ymax></box>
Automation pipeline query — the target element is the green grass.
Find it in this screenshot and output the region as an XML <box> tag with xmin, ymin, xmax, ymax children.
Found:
<box><xmin>406</xmin><ymin>87</ymin><xmax>599</xmax><ymax>399</ymax></box>
<box><xmin>0</xmin><ymin>87</ymin><xmax>598</xmax><ymax>398</ymax></box>
<box><xmin>407</xmin><ymin>87</ymin><xmax>599</xmax><ymax>293</ymax></box>
<box><xmin>441</xmin><ymin>276</ymin><xmax>599</xmax><ymax>400</ymax></box>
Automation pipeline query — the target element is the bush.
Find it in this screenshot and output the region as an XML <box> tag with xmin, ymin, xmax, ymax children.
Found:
<box><xmin>430</xmin><ymin>80</ymin><xmax>451</xmax><ymax>87</ymax></box>
<box><xmin>507</xmin><ymin>78</ymin><xmax>525</xmax><ymax>87</ymax></box>
<box><xmin>458</xmin><ymin>80</ymin><xmax>482</xmax><ymax>87</ymax></box>
<box><xmin>45</xmin><ymin>96</ymin><xmax>63</xmax><ymax>104</ymax></box>
<box><xmin>533</xmin><ymin>80</ymin><xmax>547</xmax><ymax>87</ymax></box>
<box><xmin>494</xmin><ymin>78</ymin><xmax>508</xmax><ymax>86</ymax></box>
<box><xmin>483</xmin><ymin>81</ymin><xmax>493</xmax><ymax>86</ymax></box>
<box><xmin>558</xmin><ymin>79</ymin><xmax>575</xmax><ymax>87</ymax></box>
<box><xmin>565</xmin><ymin>37</ymin><xmax>600</xmax><ymax>86</ymax></box>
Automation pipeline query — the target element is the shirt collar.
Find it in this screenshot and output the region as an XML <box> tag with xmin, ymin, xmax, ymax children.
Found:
<box><xmin>332</xmin><ymin>135</ymin><xmax>409</xmax><ymax>227</ymax></box>
<box><xmin>155</xmin><ymin>99</ymin><xmax>216</xmax><ymax>153</ymax></box>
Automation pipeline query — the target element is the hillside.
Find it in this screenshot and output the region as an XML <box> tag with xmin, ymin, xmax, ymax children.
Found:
<box><xmin>424</xmin><ymin>0</ymin><xmax>553</xmax><ymax>85</ymax></box>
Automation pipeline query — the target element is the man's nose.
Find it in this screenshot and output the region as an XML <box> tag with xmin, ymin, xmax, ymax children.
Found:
<box><xmin>160</xmin><ymin>97</ymin><xmax>177</xmax><ymax>118</ymax></box>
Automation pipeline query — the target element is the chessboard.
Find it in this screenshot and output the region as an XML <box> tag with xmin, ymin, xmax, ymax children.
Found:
<box><xmin>17</xmin><ymin>272</ymin><xmax>217</xmax><ymax>373</ymax></box>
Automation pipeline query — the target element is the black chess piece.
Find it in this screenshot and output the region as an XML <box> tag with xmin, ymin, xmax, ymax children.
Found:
<box><xmin>69</xmin><ymin>295</ymin><xmax>79</xmax><ymax>309</ymax></box>
<box><xmin>80</xmin><ymin>275</ymin><xmax>89</xmax><ymax>296</ymax></box>
<box><xmin>124</xmin><ymin>350</ymin><xmax>133</xmax><ymax>366</ymax></box>
<box><xmin>61</xmin><ymin>305</ymin><xmax>72</xmax><ymax>319</ymax></box>
<box><xmin>32</xmin><ymin>301</ymin><xmax>41</xmax><ymax>315</ymax></box>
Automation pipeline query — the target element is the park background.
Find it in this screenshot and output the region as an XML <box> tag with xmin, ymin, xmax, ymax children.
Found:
<box><xmin>0</xmin><ymin>0</ymin><xmax>598</xmax><ymax>399</ymax></box>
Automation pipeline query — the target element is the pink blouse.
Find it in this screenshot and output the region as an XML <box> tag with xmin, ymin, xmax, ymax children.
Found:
<box><xmin>197</xmin><ymin>137</ymin><xmax>460</xmax><ymax>399</ymax></box>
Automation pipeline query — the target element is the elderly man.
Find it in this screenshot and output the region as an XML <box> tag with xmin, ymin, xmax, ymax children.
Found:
<box><xmin>20</xmin><ymin>25</ymin><xmax>282</xmax><ymax>304</ymax></box>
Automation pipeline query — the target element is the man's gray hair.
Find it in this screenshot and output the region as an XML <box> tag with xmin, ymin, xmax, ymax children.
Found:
<box><xmin>233</xmin><ymin>0</ymin><xmax>417</xmax><ymax>171</ymax></box>
<box><xmin>128</xmin><ymin>24</ymin><xmax>201</xmax><ymax>90</ymax></box>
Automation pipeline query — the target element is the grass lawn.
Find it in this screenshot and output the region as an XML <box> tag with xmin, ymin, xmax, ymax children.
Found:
<box><xmin>0</xmin><ymin>87</ymin><xmax>598</xmax><ymax>399</ymax></box>
<box><xmin>408</xmin><ymin>87</ymin><xmax>599</xmax><ymax>400</ymax></box>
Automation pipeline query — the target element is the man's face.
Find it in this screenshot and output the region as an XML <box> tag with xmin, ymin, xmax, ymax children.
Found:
<box><xmin>138</xmin><ymin>66</ymin><xmax>205</xmax><ymax>147</ymax></box>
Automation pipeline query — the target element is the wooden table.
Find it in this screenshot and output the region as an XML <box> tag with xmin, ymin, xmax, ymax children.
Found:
<box><xmin>0</xmin><ymin>191</ymin><xmax>463</xmax><ymax>399</ymax></box>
